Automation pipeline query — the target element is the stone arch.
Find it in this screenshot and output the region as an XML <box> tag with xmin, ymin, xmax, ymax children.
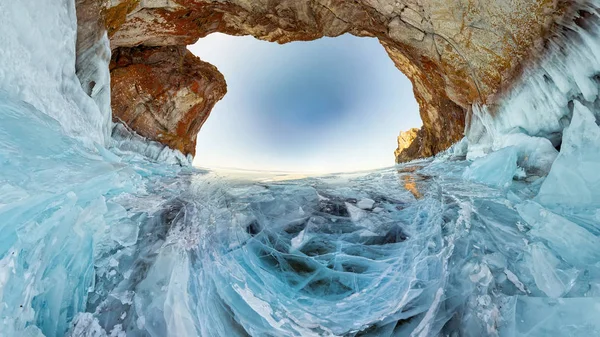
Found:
<box><xmin>97</xmin><ymin>0</ymin><xmax>568</xmax><ymax>162</ymax></box>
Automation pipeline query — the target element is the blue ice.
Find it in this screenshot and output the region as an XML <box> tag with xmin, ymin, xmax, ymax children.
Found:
<box><xmin>2</xmin><ymin>0</ymin><xmax>600</xmax><ymax>336</ymax></box>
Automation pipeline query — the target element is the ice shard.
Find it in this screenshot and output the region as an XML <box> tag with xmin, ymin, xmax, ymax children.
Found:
<box><xmin>537</xmin><ymin>101</ymin><xmax>600</xmax><ymax>208</ymax></box>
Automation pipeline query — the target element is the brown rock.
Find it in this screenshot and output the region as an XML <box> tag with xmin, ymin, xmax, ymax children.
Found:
<box><xmin>76</xmin><ymin>0</ymin><xmax>573</xmax><ymax>160</ymax></box>
<box><xmin>110</xmin><ymin>45</ymin><xmax>227</xmax><ymax>155</ymax></box>
<box><xmin>394</xmin><ymin>128</ymin><xmax>421</xmax><ymax>163</ymax></box>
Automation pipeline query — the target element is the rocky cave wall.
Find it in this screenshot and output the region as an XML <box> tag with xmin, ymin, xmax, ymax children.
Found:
<box><xmin>76</xmin><ymin>0</ymin><xmax>573</xmax><ymax>162</ymax></box>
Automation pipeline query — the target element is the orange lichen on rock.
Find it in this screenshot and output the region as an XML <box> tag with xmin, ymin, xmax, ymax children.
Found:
<box><xmin>104</xmin><ymin>0</ymin><xmax>140</xmax><ymax>36</ymax></box>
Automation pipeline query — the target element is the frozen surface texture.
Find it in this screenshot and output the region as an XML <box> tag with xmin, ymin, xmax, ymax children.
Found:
<box><xmin>537</xmin><ymin>102</ymin><xmax>600</xmax><ymax>208</ymax></box>
<box><xmin>2</xmin><ymin>0</ymin><xmax>600</xmax><ymax>336</ymax></box>
<box><xmin>3</xmin><ymin>96</ymin><xmax>600</xmax><ymax>336</ymax></box>
<box><xmin>0</xmin><ymin>93</ymin><xmax>190</xmax><ymax>336</ymax></box>
<box><xmin>0</xmin><ymin>0</ymin><xmax>110</xmax><ymax>147</ymax></box>
<box><xmin>463</xmin><ymin>147</ymin><xmax>518</xmax><ymax>188</ymax></box>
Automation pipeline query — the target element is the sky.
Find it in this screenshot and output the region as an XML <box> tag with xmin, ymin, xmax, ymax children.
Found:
<box><xmin>188</xmin><ymin>33</ymin><xmax>421</xmax><ymax>173</ymax></box>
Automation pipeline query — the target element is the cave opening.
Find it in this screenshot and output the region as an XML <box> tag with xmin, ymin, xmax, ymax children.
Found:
<box><xmin>188</xmin><ymin>33</ymin><xmax>421</xmax><ymax>173</ymax></box>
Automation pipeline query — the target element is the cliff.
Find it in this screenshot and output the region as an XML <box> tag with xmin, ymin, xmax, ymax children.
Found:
<box><xmin>76</xmin><ymin>0</ymin><xmax>573</xmax><ymax>161</ymax></box>
<box><xmin>110</xmin><ymin>45</ymin><xmax>226</xmax><ymax>155</ymax></box>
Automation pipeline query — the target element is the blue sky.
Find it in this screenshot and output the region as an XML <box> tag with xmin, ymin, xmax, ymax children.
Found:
<box><xmin>188</xmin><ymin>33</ymin><xmax>421</xmax><ymax>172</ymax></box>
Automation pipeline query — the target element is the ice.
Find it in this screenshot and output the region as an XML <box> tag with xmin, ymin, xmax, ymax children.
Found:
<box><xmin>517</xmin><ymin>201</ymin><xmax>600</xmax><ymax>267</ymax></box>
<box><xmin>526</xmin><ymin>242</ymin><xmax>579</xmax><ymax>298</ymax></box>
<box><xmin>110</xmin><ymin>217</ymin><xmax>140</xmax><ymax>247</ymax></box>
<box><xmin>537</xmin><ymin>101</ymin><xmax>600</xmax><ymax>208</ymax></box>
<box><xmin>504</xmin><ymin>269</ymin><xmax>527</xmax><ymax>294</ymax></box>
<box><xmin>3</xmin><ymin>0</ymin><xmax>600</xmax><ymax>335</ymax></box>
<box><xmin>0</xmin><ymin>95</ymin><xmax>143</xmax><ymax>336</ymax></box>
<box><xmin>357</xmin><ymin>198</ymin><xmax>375</xmax><ymax>210</ymax></box>
<box><xmin>0</xmin><ymin>1</ymin><xmax>185</xmax><ymax>331</ymax></box>
<box><xmin>110</xmin><ymin>123</ymin><xmax>192</xmax><ymax>167</ymax></box>
<box><xmin>463</xmin><ymin>146</ymin><xmax>518</xmax><ymax>188</ymax></box>
<box><xmin>465</xmin><ymin>5</ymin><xmax>600</xmax><ymax>169</ymax></box>
<box><xmin>75</xmin><ymin>31</ymin><xmax>113</xmax><ymax>145</ymax></box>
<box><xmin>0</xmin><ymin>0</ymin><xmax>110</xmax><ymax>147</ymax></box>
<box><xmin>202</xmin><ymin>178</ymin><xmax>448</xmax><ymax>336</ymax></box>
<box><xmin>498</xmin><ymin>133</ymin><xmax>558</xmax><ymax>175</ymax></box>
<box><xmin>290</xmin><ymin>229</ymin><xmax>307</xmax><ymax>250</ymax></box>
<box><xmin>68</xmin><ymin>313</ymin><xmax>108</xmax><ymax>337</ymax></box>
<box><xmin>345</xmin><ymin>201</ymin><xmax>367</xmax><ymax>221</ymax></box>
<box><xmin>3</xmin><ymin>101</ymin><xmax>600</xmax><ymax>336</ymax></box>
<box><xmin>500</xmin><ymin>297</ymin><xmax>600</xmax><ymax>337</ymax></box>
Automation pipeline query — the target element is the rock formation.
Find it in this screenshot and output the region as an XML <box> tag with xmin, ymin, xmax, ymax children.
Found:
<box><xmin>76</xmin><ymin>0</ymin><xmax>573</xmax><ymax>161</ymax></box>
<box><xmin>394</xmin><ymin>128</ymin><xmax>420</xmax><ymax>163</ymax></box>
<box><xmin>110</xmin><ymin>46</ymin><xmax>226</xmax><ymax>155</ymax></box>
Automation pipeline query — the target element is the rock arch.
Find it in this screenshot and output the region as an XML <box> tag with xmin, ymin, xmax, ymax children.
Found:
<box><xmin>79</xmin><ymin>0</ymin><xmax>570</xmax><ymax>162</ymax></box>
